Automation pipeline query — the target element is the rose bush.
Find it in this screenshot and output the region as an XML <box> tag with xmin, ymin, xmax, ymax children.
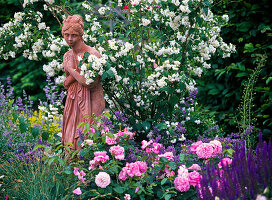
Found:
<box><xmin>66</xmin><ymin>113</ymin><xmax>231</xmax><ymax>199</ymax></box>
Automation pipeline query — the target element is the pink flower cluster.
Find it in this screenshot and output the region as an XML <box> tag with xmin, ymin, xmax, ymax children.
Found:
<box><xmin>89</xmin><ymin>151</ymin><xmax>109</xmax><ymax>170</ymax></box>
<box><xmin>141</xmin><ymin>140</ymin><xmax>163</xmax><ymax>154</ymax></box>
<box><xmin>109</xmin><ymin>145</ymin><xmax>125</xmax><ymax>160</ymax></box>
<box><xmin>119</xmin><ymin>161</ymin><xmax>147</xmax><ymax>181</ymax></box>
<box><xmin>190</xmin><ymin>140</ymin><xmax>222</xmax><ymax>159</ymax></box>
<box><xmin>73</xmin><ymin>167</ymin><xmax>86</xmax><ymax>183</ymax></box>
<box><xmin>102</xmin><ymin>127</ymin><xmax>135</xmax><ymax>145</ymax></box>
<box><xmin>174</xmin><ymin>164</ymin><xmax>202</xmax><ymax>192</ymax></box>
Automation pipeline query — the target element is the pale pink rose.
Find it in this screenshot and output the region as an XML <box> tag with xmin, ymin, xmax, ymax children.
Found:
<box><xmin>135</xmin><ymin>161</ymin><xmax>147</xmax><ymax>173</ymax></box>
<box><xmin>94</xmin><ymin>151</ymin><xmax>109</xmax><ymax>163</ymax></box>
<box><xmin>85</xmin><ymin>139</ymin><xmax>94</xmax><ymax>146</ymax></box>
<box><xmin>141</xmin><ymin>140</ymin><xmax>153</xmax><ymax>150</ymax></box>
<box><xmin>89</xmin><ymin>159</ymin><xmax>99</xmax><ymax>170</ymax></box>
<box><xmin>196</xmin><ymin>143</ymin><xmax>214</xmax><ymax>159</ymax></box>
<box><xmin>158</xmin><ymin>152</ymin><xmax>174</xmax><ymax>161</ymax></box>
<box><xmin>174</xmin><ymin>176</ymin><xmax>190</xmax><ymax>192</ymax></box>
<box><xmin>119</xmin><ymin>168</ymin><xmax>128</xmax><ymax>181</ymax></box>
<box><xmin>115</xmin><ymin>154</ymin><xmax>125</xmax><ymax>160</ymax></box>
<box><xmin>124</xmin><ymin>194</ymin><xmax>131</xmax><ymax>200</ymax></box>
<box><xmin>73</xmin><ymin>167</ymin><xmax>79</xmax><ymax>176</ymax></box>
<box><xmin>73</xmin><ymin>187</ymin><xmax>82</xmax><ymax>195</ymax></box>
<box><xmin>152</xmin><ymin>143</ymin><xmax>163</xmax><ymax>154</ymax></box>
<box><xmin>177</xmin><ymin>165</ymin><xmax>189</xmax><ymax>178</ymax></box>
<box><xmin>218</xmin><ymin>158</ymin><xmax>232</xmax><ymax>168</ymax></box>
<box><xmin>190</xmin><ymin>141</ymin><xmax>203</xmax><ymax>154</ymax></box>
<box><xmin>95</xmin><ymin>172</ymin><xmax>111</xmax><ymax>188</ymax></box>
<box><xmin>188</xmin><ymin>164</ymin><xmax>202</xmax><ymax>171</ymax></box>
<box><xmin>106</xmin><ymin>135</ymin><xmax>117</xmax><ymax>145</ymax></box>
<box><xmin>209</xmin><ymin>140</ymin><xmax>222</xmax><ymax>156</ymax></box>
<box><xmin>188</xmin><ymin>171</ymin><xmax>201</xmax><ymax>187</ymax></box>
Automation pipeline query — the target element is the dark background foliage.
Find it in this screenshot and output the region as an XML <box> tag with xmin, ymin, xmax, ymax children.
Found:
<box><xmin>196</xmin><ymin>0</ymin><xmax>271</xmax><ymax>139</ymax></box>
<box><xmin>0</xmin><ymin>0</ymin><xmax>271</xmax><ymax>138</ymax></box>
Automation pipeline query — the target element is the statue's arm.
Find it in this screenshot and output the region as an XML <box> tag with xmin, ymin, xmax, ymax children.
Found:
<box><xmin>63</xmin><ymin>75</ymin><xmax>76</xmax><ymax>89</ymax></box>
<box><xmin>63</xmin><ymin>52</ymin><xmax>100</xmax><ymax>89</ymax></box>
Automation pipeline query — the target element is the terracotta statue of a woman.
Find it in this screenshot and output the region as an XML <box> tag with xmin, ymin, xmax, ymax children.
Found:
<box><xmin>61</xmin><ymin>15</ymin><xmax>105</xmax><ymax>151</ymax></box>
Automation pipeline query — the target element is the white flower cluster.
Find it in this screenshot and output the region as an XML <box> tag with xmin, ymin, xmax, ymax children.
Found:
<box><xmin>38</xmin><ymin>103</ymin><xmax>62</xmax><ymax>122</ymax></box>
<box><xmin>43</xmin><ymin>60</ymin><xmax>63</xmax><ymax>77</ymax></box>
<box><xmin>23</xmin><ymin>0</ymin><xmax>39</xmax><ymax>8</ymax></box>
<box><xmin>79</xmin><ymin>54</ymin><xmax>107</xmax><ymax>84</ymax></box>
<box><xmin>98</xmin><ymin>6</ymin><xmax>110</xmax><ymax>15</ymax></box>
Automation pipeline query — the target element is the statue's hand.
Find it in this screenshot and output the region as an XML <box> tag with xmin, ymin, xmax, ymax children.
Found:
<box><xmin>64</xmin><ymin>75</ymin><xmax>76</xmax><ymax>89</ymax></box>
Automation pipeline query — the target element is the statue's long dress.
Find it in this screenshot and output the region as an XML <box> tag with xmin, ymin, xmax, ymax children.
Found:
<box><xmin>62</xmin><ymin>53</ymin><xmax>105</xmax><ymax>151</ymax></box>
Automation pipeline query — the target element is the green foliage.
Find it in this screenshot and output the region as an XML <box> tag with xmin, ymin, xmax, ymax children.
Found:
<box><xmin>197</xmin><ymin>0</ymin><xmax>272</xmax><ymax>138</ymax></box>
<box><xmin>0</xmin><ymin>154</ymin><xmax>72</xmax><ymax>200</ymax></box>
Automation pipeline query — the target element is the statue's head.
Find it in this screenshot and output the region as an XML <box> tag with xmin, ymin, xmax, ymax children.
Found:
<box><xmin>62</xmin><ymin>15</ymin><xmax>84</xmax><ymax>37</ymax></box>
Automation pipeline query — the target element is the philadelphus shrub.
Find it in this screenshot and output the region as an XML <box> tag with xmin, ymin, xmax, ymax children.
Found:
<box><xmin>0</xmin><ymin>0</ymin><xmax>235</xmax><ymax>140</ymax></box>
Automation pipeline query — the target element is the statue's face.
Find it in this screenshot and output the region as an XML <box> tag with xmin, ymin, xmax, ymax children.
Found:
<box><xmin>63</xmin><ymin>27</ymin><xmax>82</xmax><ymax>47</ymax></box>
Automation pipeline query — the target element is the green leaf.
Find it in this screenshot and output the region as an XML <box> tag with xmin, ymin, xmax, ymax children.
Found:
<box><xmin>165</xmin><ymin>194</ymin><xmax>172</xmax><ymax>200</ymax></box>
<box><xmin>168</xmin><ymin>161</ymin><xmax>177</xmax><ymax>170</ymax></box>
<box><xmin>142</xmin><ymin>121</ymin><xmax>151</xmax><ymax>131</ymax></box>
<box><xmin>113</xmin><ymin>186</ymin><xmax>124</xmax><ymax>194</ymax></box>
<box><xmin>179</xmin><ymin>153</ymin><xmax>185</xmax><ymax>162</ymax></box>
<box><xmin>12</xmin><ymin>112</ymin><xmax>18</xmax><ymax>123</ymax></box>
<box><xmin>33</xmin><ymin>144</ymin><xmax>46</xmax><ymax>151</ymax></box>
<box><xmin>236</xmin><ymin>72</ymin><xmax>248</xmax><ymax>77</ymax></box>
<box><xmin>31</xmin><ymin>127</ymin><xmax>40</xmax><ymax>139</ymax></box>
<box><xmin>161</xmin><ymin>178</ymin><xmax>168</xmax><ymax>185</ymax></box>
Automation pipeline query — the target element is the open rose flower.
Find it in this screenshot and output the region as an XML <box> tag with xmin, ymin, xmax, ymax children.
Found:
<box><xmin>95</xmin><ymin>172</ymin><xmax>111</xmax><ymax>188</ymax></box>
<box><xmin>73</xmin><ymin>187</ymin><xmax>82</xmax><ymax>195</ymax></box>
<box><xmin>196</xmin><ymin>143</ymin><xmax>214</xmax><ymax>159</ymax></box>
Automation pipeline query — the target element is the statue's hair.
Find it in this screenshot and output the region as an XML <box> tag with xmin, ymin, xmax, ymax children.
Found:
<box><xmin>62</xmin><ymin>15</ymin><xmax>84</xmax><ymax>36</ymax></box>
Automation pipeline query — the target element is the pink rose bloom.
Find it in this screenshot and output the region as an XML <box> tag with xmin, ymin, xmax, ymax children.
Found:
<box><xmin>152</xmin><ymin>143</ymin><xmax>163</xmax><ymax>154</ymax></box>
<box><xmin>218</xmin><ymin>158</ymin><xmax>232</xmax><ymax>168</ymax></box>
<box><xmin>190</xmin><ymin>141</ymin><xmax>203</xmax><ymax>154</ymax></box>
<box><xmin>78</xmin><ymin>170</ymin><xmax>86</xmax><ymax>183</ymax></box>
<box><xmin>101</xmin><ymin>129</ymin><xmax>106</xmax><ymax>135</ymax></box>
<box><xmin>110</xmin><ymin>145</ymin><xmax>125</xmax><ymax>160</ymax></box>
<box><xmin>105</xmin><ymin>126</ymin><xmax>110</xmax><ymax>132</ymax></box>
<box><xmin>73</xmin><ymin>167</ymin><xmax>79</xmax><ymax>176</ymax></box>
<box><xmin>106</xmin><ymin>135</ymin><xmax>117</xmax><ymax>145</ymax></box>
<box><xmin>85</xmin><ymin>139</ymin><xmax>94</xmax><ymax>146</ymax></box>
<box><xmin>177</xmin><ymin>165</ymin><xmax>189</xmax><ymax>178</ymax></box>
<box><xmin>89</xmin><ymin>159</ymin><xmax>99</xmax><ymax>170</ymax></box>
<box><xmin>73</xmin><ymin>187</ymin><xmax>82</xmax><ymax>195</ymax></box>
<box><xmin>119</xmin><ymin>168</ymin><xmax>128</xmax><ymax>181</ymax></box>
<box><xmin>135</xmin><ymin>161</ymin><xmax>147</xmax><ymax>173</ymax></box>
<box><xmin>174</xmin><ymin>176</ymin><xmax>190</xmax><ymax>192</ymax></box>
<box><xmin>117</xmin><ymin>130</ymin><xmax>124</xmax><ymax>137</ymax></box>
<box><xmin>90</xmin><ymin>127</ymin><xmax>95</xmax><ymax>133</ymax></box>
<box><xmin>158</xmin><ymin>152</ymin><xmax>174</xmax><ymax>161</ymax></box>
<box><xmin>209</xmin><ymin>140</ymin><xmax>222</xmax><ymax>156</ymax></box>
<box><xmin>126</xmin><ymin>162</ymin><xmax>141</xmax><ymax>177</ymax></box>
<box><xmin>196</xmin><ymin>143</ymin><xmax>214</xmax><ymax>159</ymax></box>
<box><xmin>141</xmin><ymin>140</ymin><xmax>153</xmax><ymax>150</ymax></box>
<box><xmin>188</xmin><ymin>164</ymin><xmax>202</xmax><ymax>171</ymax></box>
<box><xmin>188</xmin><ymin>171</ymin><xmax>201</xmax><ymax>187</ymax></box>
<box><xmin>146</xmin><ymin>147</ymin><xmax>152</xmax><ymax>153</ymax></box>
<box><xmin>124</xmin><ymin>194</ymin><xmax>131</xmax><ymax>200</ymax></box>
<box><xmin>94</xmin><ymin>151</ymin><xmax>109</xmax><ymax>163</ymax></box>
<box><xmin>95</xmin><ymin>172</ymin><xmax>111</xmax><ymax>188</ymax></box>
